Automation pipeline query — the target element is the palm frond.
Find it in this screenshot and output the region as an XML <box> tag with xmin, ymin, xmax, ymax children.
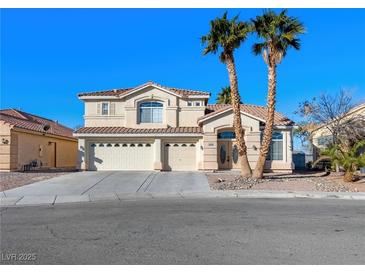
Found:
<box><xmin>251</xmin><ymin>9</ymin><xmax>305</xmax><ymax>64</ymax></box>
<box><xmin>201</xmin><ymin>12</ymin><xmax>252</xmax><ymax>62</ymax></box>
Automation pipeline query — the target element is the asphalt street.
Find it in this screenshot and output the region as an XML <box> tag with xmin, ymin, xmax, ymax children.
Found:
<box><xmin>1</xmin><ymin>198</ymin><xmax>365</xmax><ymax>264</ymax></box>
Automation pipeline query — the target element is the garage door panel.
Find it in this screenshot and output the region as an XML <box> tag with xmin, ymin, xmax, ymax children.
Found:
<box><xmin>89</xmin><ymin>142</ymin><xmax>153</xmax><ymax>171</ymax></box>
<box><xmin>164</xmin><ymin>143</ymin><xmax>197</xmax><ymax>171</ymax></box>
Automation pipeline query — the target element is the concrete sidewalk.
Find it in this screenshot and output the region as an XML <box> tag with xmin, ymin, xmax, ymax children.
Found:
<box><xmin>1</xmin><ymin>189</ymin><xmax>365</xmax><ymax>207</ymax></box>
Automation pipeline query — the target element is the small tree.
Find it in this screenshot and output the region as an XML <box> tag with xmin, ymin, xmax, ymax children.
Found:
<box><xmin>296</xmin><ymin>90</ymin><xmax>365</xmax><ymax>147</ymax></box>
<box><xmin>314</xmin><ymin>140</ymin><xmax>365</xmax><ymax>182</ymax></box>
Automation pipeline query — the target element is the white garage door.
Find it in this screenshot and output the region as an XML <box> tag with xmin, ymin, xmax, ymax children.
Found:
<box><xmin>89</xmin><ymin>142</ymin><xmax>153</xmax><ymax>170</ymax></box>
<box><xmin>164</xmin><ymin>142</ymin><xmax>197</xmax><ymax>171</ymax></box>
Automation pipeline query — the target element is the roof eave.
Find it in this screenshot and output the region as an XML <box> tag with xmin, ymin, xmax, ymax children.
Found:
<box><xmin>198</xmin><ymin>108</ymin><xmax>267</xmax><ymax>125</ymax></box>
<box><xmin>73</xmin><ymin>133</ymin><xmax>203</xmax><ymax>138</ymax></box>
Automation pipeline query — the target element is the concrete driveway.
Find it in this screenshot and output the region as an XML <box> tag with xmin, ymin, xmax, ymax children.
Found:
<box><xmin>3</xmin><ymin>171</ymin><xmax>210</xmax><ymax>197</ymax></box>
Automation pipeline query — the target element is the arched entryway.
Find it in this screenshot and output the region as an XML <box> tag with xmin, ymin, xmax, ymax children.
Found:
<box><xmin>217</xmin><ymin>129</ymin><xmax>240</xmax><ymax>170</ymax></box>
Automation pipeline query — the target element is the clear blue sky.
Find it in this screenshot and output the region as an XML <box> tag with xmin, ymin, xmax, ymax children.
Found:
<box><xmin>1</xmin><ymin>9</ymin><xmax>365</xmax><ymax>150</ymax></box>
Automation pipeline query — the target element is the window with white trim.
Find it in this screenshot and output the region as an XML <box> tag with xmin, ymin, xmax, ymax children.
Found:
<box><xmin>101</xmin><ymin>102</ymin><xmax>109</xmax><ymax>115</ymax></box>
<box><xmin>139</xmin><ymin>101</ymin><xmax>163</xmax><ymax>123</ymax></box>
<box><xmin>267</xmin><ymin>132</ymin><xmax>284</xmax><ymax>160</ymax></box>
<box><xmin>187</xmin><ymin>101</ymin><xmax>202</xmax><ymax>107</ymax></box>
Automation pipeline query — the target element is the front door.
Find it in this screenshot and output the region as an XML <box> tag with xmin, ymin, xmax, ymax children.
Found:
<box><xmin>217</xmin><ymin>140</ymin><xmax>241</xmax><ymax>170</ymax></box>
<box><xmin>217</xmin><ymin>141</ymin><xmax>231</xmax><ymax>169</ymax></box>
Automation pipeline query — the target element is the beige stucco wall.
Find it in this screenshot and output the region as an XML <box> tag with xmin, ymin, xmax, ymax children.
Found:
<box><xmin>82</xmin><ymin>86</ymin><xmax>207</xmax><ymax>128</ymax></box>
<box><xmin>202</xmin><ymin>111</ymin><xmax>260</xmax><ymax>133</ymax></box>
<box><xmin>84</xmin><ymin>100</ymin><xmax>126</xmax><ymax>127</ymax></box>
<box><xmin>0</xmin><ymin>122</ymin><xmax>17</xmax><ymax>171</ymax></box>
<box><xmin>178</xmin><ymin>107</ymin><xmax>206</xmax><ymax>127</ymax></box>
<box><xmin>0</xmin><ymin>126</ymin><xmax>78</xmax><ymax>171</ymax></box>
<box><xmin>201</xmin><ymin>110</ymin><xmax>293</xmax><ymax>172</ymax></box>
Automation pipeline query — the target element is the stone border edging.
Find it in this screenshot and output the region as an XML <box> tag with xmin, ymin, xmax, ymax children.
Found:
<box><xmin>1</xmin><ymin>190</ymin><xmax>365</xmax><ymax>207</ymax></box>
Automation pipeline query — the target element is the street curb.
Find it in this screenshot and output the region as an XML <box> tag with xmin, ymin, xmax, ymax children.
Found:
<box><xmin>1</xmin><ymin>190</ymin><xmax>365</xmax><ymax>207</ymax></box>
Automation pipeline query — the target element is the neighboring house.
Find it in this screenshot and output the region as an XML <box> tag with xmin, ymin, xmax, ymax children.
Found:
<box><xmin>311</xmin><ymin>102</ymin><xmax>365</xmax><ymax>160</ymax></box>
<box><xmin>74</xmin><ymin>82</ymin><xmax>295</xmax><ymax>172</ymax></box>
<box><xmin>0</xmin><ymin>109</ymin><xmax>78</xmax><ymax>171</ymax></box>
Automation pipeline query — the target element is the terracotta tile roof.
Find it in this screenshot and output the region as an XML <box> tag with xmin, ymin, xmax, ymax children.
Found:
<box><xmin>78</xmin><ymin>88</ymin><xmax>133</xmax><ymax>97</ymax></box>
<box><xmin>202</xmin><ymin>104</ymin><xmax>294</xmax><ymax>126</ymax></box>
<box><xmin>74</xmin><ymin>126</ymin><xmax>203</xmax><ymax>134</ymax></box>
<box><xmin>0</xmin><ymin>109</ymin><xmax>76</xmax><ymax>139</ymax></box>
<box><xmin>78</xmin><ymin>81</ymin><xmax>210</xmax><ymax>98</ymax></box>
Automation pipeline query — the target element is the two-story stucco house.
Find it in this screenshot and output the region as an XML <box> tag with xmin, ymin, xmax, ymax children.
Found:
<box><xmin>74</xmin><ymin>82</ymin><xmax>295</xmax><ymax>172</ymax></box>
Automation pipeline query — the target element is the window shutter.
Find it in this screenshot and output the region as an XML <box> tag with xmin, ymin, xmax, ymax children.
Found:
<box><xmin>110</xmin><ymin>102</ymin><xmax>116</xmax><ymax>115</ymax></box>
<box><xmin>97</xmin><ymin>102</ymin><xmax>101</xmax><ymax>115</ymax></box>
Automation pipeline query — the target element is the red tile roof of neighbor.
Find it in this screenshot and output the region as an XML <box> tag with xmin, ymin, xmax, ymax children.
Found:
<box><xmin>74</xmin><ymin>126</ymin><xmax>203</xmax><ymax>134</ymax></box>
<box><xmin>0</xmin><ymin>109</ymin><xmax>75</xmax><ymax>139</ymax></box>
<box><xmin>203</xmin><ymin>104</ymin><xmax>294</xmax><ymax>126</ymax></box>
<box><xmin>78</xmin><ymin>81</ymin><xmax>210</xmax><ymax>98</ymax></box>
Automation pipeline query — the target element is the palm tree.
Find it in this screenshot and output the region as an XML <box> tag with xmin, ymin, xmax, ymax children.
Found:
<box><xmin>216</xmin><ymin>86</ymin><xmax>243</xmax><ymax>104</ymax></box>
<box><xmin>314</xmin><ymin>140</ymin><xmax>365</xmax><ymax>182</ymax></box>
<box><xmin>216</xmin><ymin>86</ymin><xmax>232</xmax><ymax>104</ymax></box>
<box><xmin>201</xmin><ymin>12</ymin><xmax>252</xmax><ymax>177</ymax></box>
<box><xmin>251</xmin><ymin>10</ymin><xmax>305</xmax><ymax>179</ymax></box>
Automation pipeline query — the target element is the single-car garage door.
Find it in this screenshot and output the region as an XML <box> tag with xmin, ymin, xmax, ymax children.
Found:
<box><xmin>89</xmin><ymin>142</ymin><xmax>153</xmax><ymax>170</ymax></box>
<box><xmin>164</xmin><ymin>142</ymin><xmax>197</xmax><ymax>171</ymax></box>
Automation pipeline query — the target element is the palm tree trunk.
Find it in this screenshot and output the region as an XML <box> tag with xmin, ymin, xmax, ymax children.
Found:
<box><xmin>253</xmin><ymin>57</ymin><xmax>277</xmax><ymax>179</ymax></box>
<box><xmin>343</xmin><ymin>171</ymin><xmax>354</xmax><ymax>182</ymax></box>
<box><xmin>225</xmin><ymin>54</ymin><xmax>252</xmax><ymax>177</ymax></box>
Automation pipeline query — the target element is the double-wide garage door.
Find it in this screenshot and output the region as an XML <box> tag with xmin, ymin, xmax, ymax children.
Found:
<box><xmin>89</xmin><ymin>142</ymin><xmax>153</xmax><ymax>171</ymax></box>
<box><xmin>89</xmin><ymin>141</ymin><xmax>197</xmax><ymax>171</ymax></box>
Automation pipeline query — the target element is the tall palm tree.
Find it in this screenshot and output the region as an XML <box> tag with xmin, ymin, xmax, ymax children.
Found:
<box><xmin>216</xmin><ymin>86</ymin><xmax>232</xmax><ymax>104</ymax></box>
<box><xmin>251</xmin><ymin>9</ymin><xmax>305</xmax><ymax>179</ymax></box>
<box><xmin>201</xmin><ymin>12</ymin><xmax>252</xmax><ymax>177</ymax></box>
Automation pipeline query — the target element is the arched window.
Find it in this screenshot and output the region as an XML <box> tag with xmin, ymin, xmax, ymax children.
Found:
<box><xmin>217</xmin><ymin>131</ymin><xmax>236</xmax><ymax>139</ymax></box>
<box><xmin>139</xmin><ymin>101</ymin><xmax>163</xmax><ymax>123</ymax></box>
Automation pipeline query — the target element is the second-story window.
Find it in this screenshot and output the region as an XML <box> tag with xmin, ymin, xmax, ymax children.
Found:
<box><xmin>139</xmin><ymin>101</ymin><xmax>163</xmax><ymax>123</ymax></box>
<box><xmin>187</xmin><ymin>101</ymin><xmax>202</xmax><ymax>107</ymax></box>
<box><xmin>102</xmin><ymin>102</ymin><xmax>109</xmax><ymax>115</ymax></box>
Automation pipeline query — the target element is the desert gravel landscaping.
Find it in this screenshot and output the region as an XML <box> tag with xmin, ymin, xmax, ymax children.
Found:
<box><xmin>207</xmin><ymin>172</ymin><xmax>365</xmax><ymax>193</ymax></box>
<box><xmin>0</xmin><ymin>171</ymin><xmax>75</xmax><ymax>191</ymax></box>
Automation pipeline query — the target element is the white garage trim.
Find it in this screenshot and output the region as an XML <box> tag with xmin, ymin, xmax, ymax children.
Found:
<box><xmin>163</xmin><ymin>142</ymin><xmax>197</xmax><ymax>171</ymax></box>
<box><xmin>89</xmin><ymin>142</ymin><xmax>153</xmax><ymax>171</ymax></box>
